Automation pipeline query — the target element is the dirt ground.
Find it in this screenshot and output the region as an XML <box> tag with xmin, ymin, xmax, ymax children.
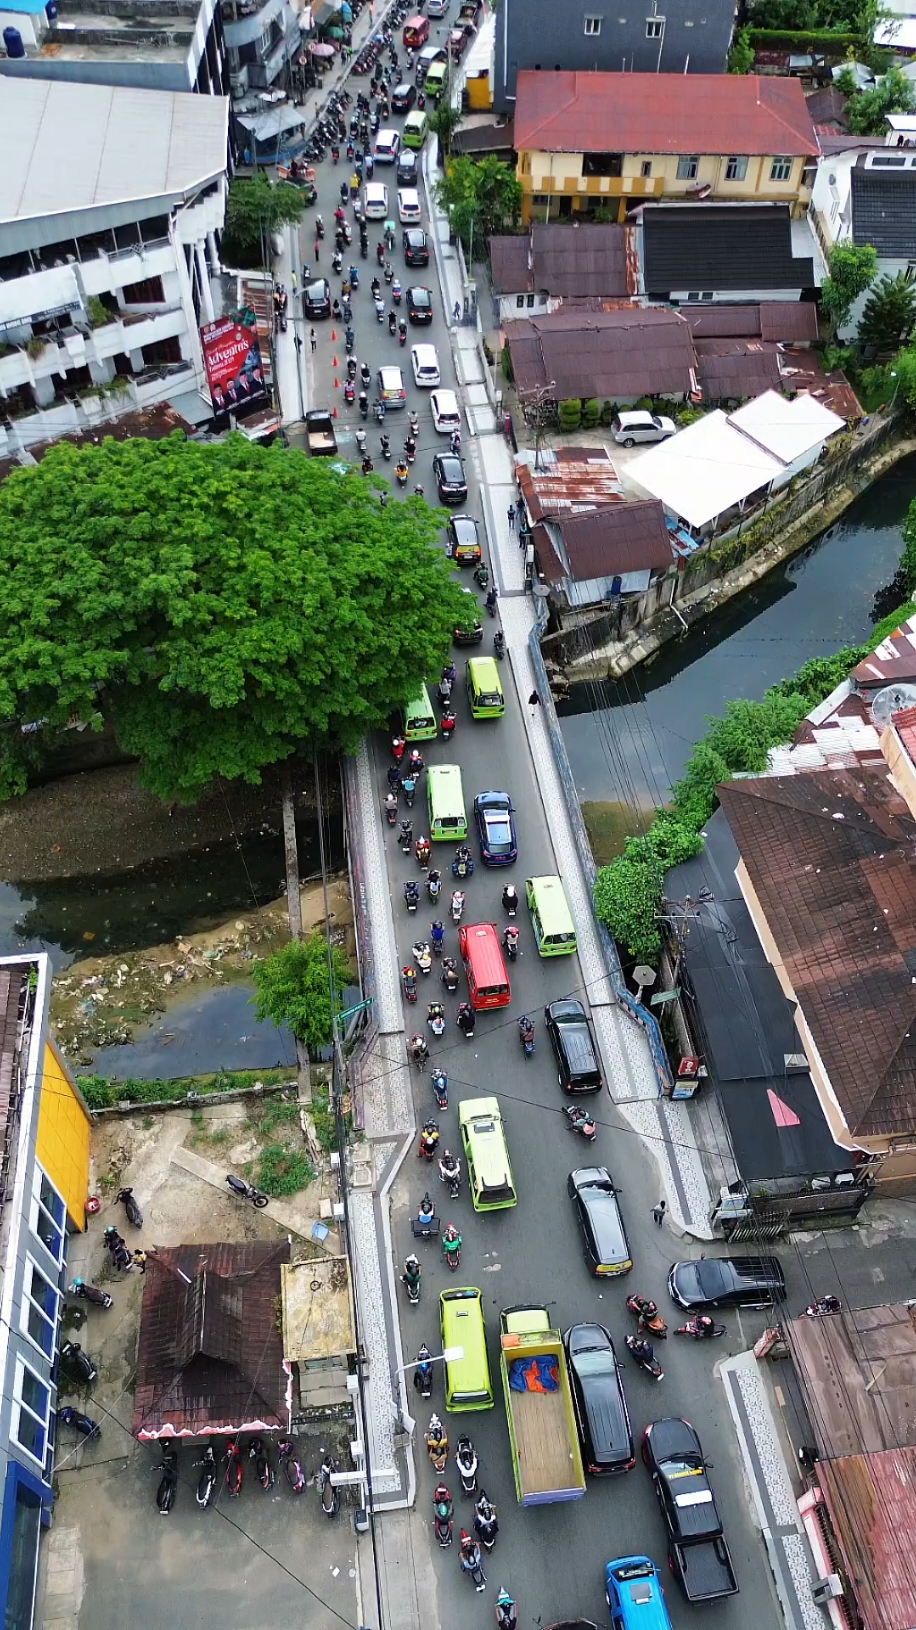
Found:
<box><xmin>51</xmin><ymin>878</ymin><xmax>353</xmax><ymax>1061</ymax></box>
<box><xmin>0</xmin><ymin>760</ymin><xmax>332</xmax><ymax>883</ymax></box>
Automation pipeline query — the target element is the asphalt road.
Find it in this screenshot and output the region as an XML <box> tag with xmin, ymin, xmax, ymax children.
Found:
<box><xmin>295</xmin><ymin>62</ymin><xmax>782</xmax><ymax>1630</ymax></box>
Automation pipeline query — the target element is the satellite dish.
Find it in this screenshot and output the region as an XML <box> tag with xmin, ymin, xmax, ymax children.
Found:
<box><xmin>870</xmin><ymin>683</ymin><xmax>916</xmax><ymax>727</ymax></box>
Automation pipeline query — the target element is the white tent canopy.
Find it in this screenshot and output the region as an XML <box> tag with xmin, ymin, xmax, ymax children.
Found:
<box><xmin>729</xmin><ymin>390</ymin><xmax>845</xmax><ymax>465</ymax></box>
<box><xmin>629</xmin><ymin>410</ymin><xmax>782</xmax><ymax>530</ymax></box>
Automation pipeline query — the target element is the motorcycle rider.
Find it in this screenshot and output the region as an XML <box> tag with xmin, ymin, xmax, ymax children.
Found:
<box><xmin>404</xmin><ymin>880</ymin><xmax>420</xmax><ymax>909</ymax></box>
<box><xmin>496</xmin><ymin>1589</ymin><xmax>517</xmax><ymax>1630</ymax></box>
<box><xmin>400</xmin><ymin>818</ymin><xmax>413</xmax><ymax>850</ymax></box>
<box><xmin>416</xmin><ymin>835</ymin><xmax>431</xmax><ymax>867</ymax></box>
<box><xmin>457</xmin><ymin>1001</ymin><xmax>475</xmax><ymax>1037</ymax></box>
<box><xmin>427</xmin><ymin>868</ymin><xmax>442</xmax><ymax>898</ymax></box>
<box><xmin>414</xmin><ymin>1342</ymin><xmax>434</xmax><ymax>1395</ymax></box>
<box><xmin>384</xmin><ymin>791</ymin><xmax>399</xmax><ymax>823</ymax></box>
<box><xmin>630</xmin><ymin>1335</ymin><xmax>655</xmax><ymax>1366</ymax></box>
<box><xmin>441</xmin><ymin>709</ymin><xmax>456</xmax><ymax>738</ymax></box>
<box><xmin>439</xmin><ymin>1149</ymin><xmax>460</xmax><ymax>1189</ymax></box>
<box><xmin>419</xmin><ymin>1119</ymin><xmax>439</xmax><ymax>1158</ymax></box>
<box><xmin>402</xmin><ymin>1253</ymin><xmax>422</xmax><ymax>1296</ymax></box>
<box><xmin>474</xmin><ymin>1491</ymin><xmax>498</xmax><ymax>1549</ymax></box>
<box><xmin>451</xmin><ymin>889</ymin><xmax>465</xmax><ymax>920</ymax></box>
<box><xmin>518</xmin><ymin>1014</ymin><xmax>534</xmax><ymax>1048</ymax></box>
<box><xmin>410</xmin><ymin>1033</ymin><xmax>430</xmax><ymax>1068</ymax></box>
<box><xmin>441</xmin><ymin>955</ymin><xmax>459</xmax><ymax>991</ymax></box>
<box><xmin>426</xmin><ymin>1413</ymin><xmax>448</xmax><ymax>1465</ymax></box>
<box><xmin>433</xmin><ymin>1482</ymin><xmax>454</xmax><ymax>1543</ymax></box>
<box><xmin>442</xmin><ymin>1222</ymin><xmax>462</xmax><ymax>1265</ymax></box>
<box><xmin>502</xmin><ymin>883</ymin><xmax>519</xmax><ymax>914</ymax></box>
<box><xmin>503</xmin><ymin>925</ymin><xmax>519</xmax><ymax>958</ymax></box>
<box><xmin>430</xmin><ymin>919</ymin><xmax>445</xmax><ymax>953</ymax></box>
<box><xmin>691</xmin><ymin>1314</ymin><xmax>717</xmax><ymax>1338</ymax></box>
<box><xmin>427</xmin><ymin>1001</ymin><xmax>445</xmax><ymax>1031</ymax></box>
<box><xmin>416</xmin><ymin>1191</ymin><xmax>435</xmax><ymax>1225</ymax></box>
<box><xmin>395</xmin><ymin>459</ymin><xmax>409</xmax><ymax>484</ymax></box>
<box><xmin>460</xmin><ymin>1531</ymin><xmax>486</xmax><ymax>1592</ymax></box>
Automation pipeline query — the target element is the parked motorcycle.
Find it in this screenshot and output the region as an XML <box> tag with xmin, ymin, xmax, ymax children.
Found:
<box><xmin>60</xmin><ymin>1341</ymin><xmax>98</xmax><ymax>1384</ymax></box>
<box><xmin>624</xmin><ymin>1335</ymin><xmax>664</xmax><ymax>1380</ymax></box>
<box><xmin>194</xmin><ymin>1445</ymin><xmax>217</xmax><ymax>1507</ymax></box>
<box><xmin>249</xmin><ymin>1437</ymin><xmax>274</xmax><ymax>1490</ymax></box>
<box><xmin>224</xmin><ymin>1437</ymin><xmax>244</xmax><ymax>1496</ymax></box>
<box><xmin>153</xmin><ymin>1445</ymin><xmax>178</xmax><ymax>1514</ymax></box>
<box><xmin>317</xmin><ymin>1453</ymin><xmax>340</xmax><ymax>1516</ymax></box>
<box><xmin>804</xmin><ymin>1296</ymin><xmax>842</xmax><ymax>1319</ymax></box>
<box><xmin>68</xmin><ymin>1279</ymin><xmax>113</xmax><ymax>1309</ymax></box>
<box><xmin>226</xmin><ymin>1173</ymin><xmax>269</xmax><ymax>1209</ymax></box>
<box><xmin>278</xmin><ymin>1436</ymin><xmax>306</xmax><ymax>1493</ymax></box>
<box><xmin>57</xmin><ymin>1406</ymin><xmax>101</xmax><ymax>1439</ymax></box>
<box><xmin>116</xmin><ymin>1186</ymin><xmax>143</xmax><ymax>1228</ymax></box>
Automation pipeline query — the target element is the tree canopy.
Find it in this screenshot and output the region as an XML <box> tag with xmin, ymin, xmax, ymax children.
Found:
<box><xmin>436</xmin><ymin>156</ymin><xmax>523</xmax><ymax>253</ymax></box>
<box><xmin>836</xmin><ymin>65</ymin><xmax>916</xmax><ymax>133</ymax></box>
<box><xmin>222</xmin><ymin>176</ymin><xmax>306</xmax><ymax>266</ymax></box>
<box><xmin>0</xmin><ymin>433</ymin><xmax>468</xmax><ymax>802</ymax></box>
<box><xmin>857</xmin><ymin>271</ymin><xmax>916</xmax><ymax>351</ymax></box>
<box><xmin>251</xmin><ymin>935</ymin><xmax>351</xmax><ymax>1056</ymax></box>
<box><xmin>820</xmin><ymin>241</ymin><xmax>878</xmax><ymax>333</ymax></box>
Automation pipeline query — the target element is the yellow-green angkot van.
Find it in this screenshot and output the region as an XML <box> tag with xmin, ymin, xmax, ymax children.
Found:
<box><xmin>525</xmin><ymin>875</ymin><xmax>577</xmax><ymax>956</ymax></box>
<box><xmin>402</xmin><ymin>110</ymin><xmax>430</xmax><ymax>148</ymax></box>
<box><xmin>428</xmin><ymin>763</ymin><xmax>467</xmax><ymax>839</ymax></box>
<box><xmin>440</xmin><ymin>1287</ymin><xmax>494</xmax><ymax>1411</ymax></box>
<box><xmin>403</xmin><ymin>684</ymin><xmax>437</xmax><ymax>741</ymax></box>
<box><xmin>466</xmin><ymin>657</ymin><xmax>505</xmax><ymax>719</ymax></box>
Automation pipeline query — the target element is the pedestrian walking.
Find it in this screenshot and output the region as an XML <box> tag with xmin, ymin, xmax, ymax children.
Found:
<box><xmin>516</xmin><ymin>496</ymin><xmax>526</xmax><ymax>522</ymax></box>
<box><xmin>652</xmin><ymin>1199</ymin><xmax>667</xmax><ymax>1226</ymax></box>
<box><xmin>310</xmin><ymin>328</ymin><xmax>317</xmax><ymax>352</ymax></box>
<box><xmin>453</xmin><ymin>300</ymin><xmax>462</xmax><ymax>321</ymax></box>
<box><xmin>507</xmin><ymin>504</ymin><xmax>515</xmax><ymax>532</ymax></box>
<box><xmin>528</xmin><ymin>689</ymin><xmax>540</xmax><ymax>717</ymax></box>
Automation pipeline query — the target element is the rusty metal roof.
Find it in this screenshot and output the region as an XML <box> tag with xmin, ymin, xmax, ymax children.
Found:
<box><xmin>515</xmin><ymin>445</ymin><xmax>623</xmax><ymax>523</ymax></box>
<box><xmin>695</xmin><ymin>339</ymin><xmax>783</xmax><ymax>400</ymax></box>
<box><xmin>718</xmin><ymin>769</ymin><xmax>916</xmax><ymax>1139</ymax></box>
<box><xmin>545</xmin><ymin>501</ymin><xmax>673</xmax><ymax>582</ymax></box>
<box><xmin>505</xmin><ymin>306</ymin><xmax>695</xmax><ymax>401</ymax></box>
<box><xmin>851</xmin><ymin>614</ymin><xmax>916</xmax><ymax>689</ymax></box>
<box><xmin>818</xmin><ymin>1451</ymin><xmax>916</xmax><ymax>1630</ymax></box>
<box><xmin>132</xmin><ymin>1240</ymin><xmax>291</xmax><ymax>1439</ymax></box>
<box><xmin>791</xmin><ymin>1304</ymin><xmax>916</xmax><ymax>1457</ymax></box>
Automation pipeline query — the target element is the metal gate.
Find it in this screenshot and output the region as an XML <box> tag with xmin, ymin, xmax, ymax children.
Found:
<box><xmin>723</xmin><ymin>1215</ymin><xmax>788</xmax><ymax>1243</ymax></box>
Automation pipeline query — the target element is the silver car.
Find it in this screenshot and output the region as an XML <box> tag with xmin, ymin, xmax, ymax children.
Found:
<box><xmin>612</xmin><ymin>410</ymin><xmax>676</xmax><ymax>447</ymax></box>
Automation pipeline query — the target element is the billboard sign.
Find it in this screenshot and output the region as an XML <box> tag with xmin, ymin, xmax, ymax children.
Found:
<box><xmin>200</xmin><ymin>315</ymin><xmax>268</xmax><ymax>414</ymax></box>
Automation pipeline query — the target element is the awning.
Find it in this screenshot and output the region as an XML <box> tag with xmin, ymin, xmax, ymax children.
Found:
<box><xmin>0</xmin><ymin>264</ymin><xmax>82</xmax><ymax>334</ymax></box>
<box><xmin>235</xmin><ymin>105</ymin><xmax>306</xmax><ymax>142</ymax></box>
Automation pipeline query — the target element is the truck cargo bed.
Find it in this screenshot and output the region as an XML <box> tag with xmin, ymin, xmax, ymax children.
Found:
<box><xmin>511</xmin><ymin>1387</ymin><xmax>581</xmax><ymax>1501</ymax></box>
<box><xmin>672</xmin><ymin>1538</ymin><xmax>738</xmax><ymax>1601</ymax></box>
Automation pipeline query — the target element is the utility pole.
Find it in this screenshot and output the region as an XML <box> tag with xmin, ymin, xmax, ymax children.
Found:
<box><xmin>518</xmin><ymin>380</ymin><xmax>556</xmax><ymax>470</ymax></box>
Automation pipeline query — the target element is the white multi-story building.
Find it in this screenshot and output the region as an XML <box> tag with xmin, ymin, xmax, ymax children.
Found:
<box><xmin>0</xmin><ymin>77</ymin><xmax>229</xmax><ymax>453</ymax></box>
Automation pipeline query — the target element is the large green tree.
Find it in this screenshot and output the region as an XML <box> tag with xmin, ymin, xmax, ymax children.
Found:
<box><xmin>841</xmin><ymin>65</ymin><xmax>916</xmax><ymax>134</ymax></box>
<box><xmin>857</xmin><ymin>271</ymin><xmax>916</xmax><ymax>350</ymax></box>
<box><xmin>0</xmin><ymin>433</ymin><xmax>467</xmax><ymax>801</ymax></box>
<box><xmin>820</xmin><ymin>241</ymin><xmax>878</xmax><ymax>334</ymax></box>
<box><xmin>436</xmin><ymin>156</ymin><xmax>523</xmax><ymax>253</ymax></box>
<box><xmin>222</xmin><ymin>176</ymin><xmax>306</xmax><ymax>266</ymax></box>
<box><xmin>252</xmin><ymin>935</ymin><xmax>352</xmax><ymax>1057</ymax></box>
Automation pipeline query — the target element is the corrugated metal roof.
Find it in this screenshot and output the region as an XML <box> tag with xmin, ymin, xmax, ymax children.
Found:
<box><xmin>505</xmin><ymin>307</ymin><xmax>695</xmax><ymax>401</ymax></box>
<box><xmin>2</xmin><ymin>78</ymin><xmax>228</xmax><ymax>225</ymax></box>
<box><xmin>550</xmin><ymin>501</ymin><xmax>673</xmax><ymax>581</ymax></box>
<box><xmin>515</xmin><ymin>444</ymin><xmax>623</xmax><ymax>522</ymax></box>
<box><xmin>819</xmin><ymin>1451</ymin><xmax>916</xmax><ymax>1630</ymax></box>
<box><xmin>851</xmin><ymin>615</ymin><xmax>916</xmax><ymax>689</ymax></box>
<box><xmin>489</xmin><ymin>236</ymin><xmax>531</xmax><ymax>294</ymax></box>
<box><xmin>513</xmin><ymin>70</ymin><xmax>820</xmax><ymax>157</ymax></box>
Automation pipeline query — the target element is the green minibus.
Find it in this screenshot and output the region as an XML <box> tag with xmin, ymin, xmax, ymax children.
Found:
<box><xmin>402</xmin><ymin>109</ymin><xmax>430</xmax><ymax>148</ymax></box>
<box><xmin>525</xmin><ymin>875</ymin><xmax>577</xmax><ymax>957</ymax></box>
<box><xmin>424</xmin><ymin>59</ymin><xmax>448</xmax><ymax>101</ymax></box>
<box><xmin>440</xmin><ymin>1287</ymin><xmax>494</xmax><ymax>1411</ymax></box>
<box><xmin>466</xmin><ymin>657</ymin><xmax>505</xmax><ymax>719</ymax></box>
<box><xmin>403</xmin><ymin>684</ymin><xmax>437</xmax><ymax>741</ymax></box>
<box><xmin>459</xmin><ymin>1096</ymin><xmax>517</xmax><ymax>1212</ymax></box>
<box><xmin>428</xmin><ymin>763</ymin><xmax>467</xmax><ymax>840</ymax></box>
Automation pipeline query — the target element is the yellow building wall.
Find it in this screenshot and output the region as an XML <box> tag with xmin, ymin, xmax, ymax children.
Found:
<box><xmin>519</xmin><ymin>149</ymin><xmax>808</xmax><ymax>223</ymax></box>
<box><xmin>36</xmin><ymin>1039</ymin><xmax>92</xmax><ymax>1230</ymax></box>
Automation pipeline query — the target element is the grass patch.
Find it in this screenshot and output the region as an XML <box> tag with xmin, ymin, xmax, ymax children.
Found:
<box><xmin>250</xmin><ymin>1142</ymin><xmax>314</xmax><ymax>1197</ymax></box>
<box><xmin>582</xmin><ymin>800</ymin><xmax>654</xmax><ymax>867</ymax></box>
<box><xmin>77</xmin><ymin>1066</ymin><xmax>294</xmax><ymax>1111</ymax></box>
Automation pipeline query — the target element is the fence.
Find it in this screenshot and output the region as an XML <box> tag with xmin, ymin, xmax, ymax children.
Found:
<box><xmin>527</xmin><ymin>603</ymin><xmax>674</xmax><ymax>1098</ymax></box>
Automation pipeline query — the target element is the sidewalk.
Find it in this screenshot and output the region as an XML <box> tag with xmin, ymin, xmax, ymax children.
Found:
<box><xmin>421</xmin><ymin>142</ymin><xmax>717</xmax><ymax>1239</ymax></box>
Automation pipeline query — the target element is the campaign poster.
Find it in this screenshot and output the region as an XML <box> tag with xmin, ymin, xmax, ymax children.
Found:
<box><xmin>200</xmin><ymin>315</ymin><xmax>268</xmax><ymax>414</ymax></box>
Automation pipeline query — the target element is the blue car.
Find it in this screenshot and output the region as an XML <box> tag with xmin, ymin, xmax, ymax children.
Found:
<box><xmin>473</xmin><ymin>790</ymin><xmax>517</xmax><ymax>866</ymax></box>
<box><xmin>605</xmin><ymin>1557</ymin><xmax>673</xmax><ymax>1630</ymax></box>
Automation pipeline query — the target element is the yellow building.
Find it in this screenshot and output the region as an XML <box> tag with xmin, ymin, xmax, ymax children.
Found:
<box><xmin>513</xmin><ymin>70</ymin><xmax>820</xmax><ymax>224</ymax></box>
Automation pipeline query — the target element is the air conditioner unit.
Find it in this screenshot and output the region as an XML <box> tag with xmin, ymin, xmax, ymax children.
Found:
<box><xmin>230</xmin><ymin>66</ymin><xmax>248</xmax><ymax>95</ymax></box>
<box><xmin>812</xmin><ymin>1575</ymin><xmax>843</xmax><ymax>1606</ymax></box>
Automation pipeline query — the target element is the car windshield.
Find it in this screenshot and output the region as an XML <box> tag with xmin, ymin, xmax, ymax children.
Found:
<box><xmin>570</xmin><ymin>1349</ymin><xmax>613</xmax><ymax>1377</ymax></box>
<box><xmin>695</xmin><ymin>1260</ymin><xmax>730</xmax><ymax>1297</ymax></box>
<box><xmin>412</xmin><ymin>289</ymin><xmax>430</xmax><ymax>305</ymax></box>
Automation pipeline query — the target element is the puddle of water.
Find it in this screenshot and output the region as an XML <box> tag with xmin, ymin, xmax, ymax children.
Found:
<box><xmin>88</xmin><ymin>986</ymin><xmax>297</xmax><ymax>1080</ymax></box>
<box><xmin>561</xmin><ymin>453</ymin><xmax>916</xmax><ymax>815</ymax></box>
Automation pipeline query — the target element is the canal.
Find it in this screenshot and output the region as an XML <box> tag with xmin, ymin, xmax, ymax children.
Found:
<box><xmin>560</xmin><ymin>452</ymin><xmax>916</xmax><ymax>860</ymax></box>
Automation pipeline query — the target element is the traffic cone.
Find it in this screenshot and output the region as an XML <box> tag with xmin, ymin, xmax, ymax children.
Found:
<box><xmin>333</xmin><ymin>405</ymin><xmax>338</xmax><ymax>418</ymax></box>
<box><xmin>333</xmin><ymin>356</ymin><xmax>339</xmax><ymax>368</ymax></box>
<box><xmin>332</xmin><ymin>329</ymin><xmax>338</xmax><ymax>342</ymax></box>
<box><xmin>334</xmin><ymin>376</ymin><xmax>340</xmax><ymax>389</ymax></box>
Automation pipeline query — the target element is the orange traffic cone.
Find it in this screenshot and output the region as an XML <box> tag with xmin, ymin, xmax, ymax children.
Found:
<box><xmin>331</xmin><ymin>329</ymin><xmax>337</xmax><ymax>342</ymax></box>
<box><xmin>334</xmin><ymin>376</ymin><xmax>340</xmax><ymax>389</ymax></box>
<box><xmin>332</xmin><ymin>356</ymin><xmax>339</xmax><ymax>368</ymax></box>
<box><xmin>333</xmin><ymin>405</ymin><xmax>338</xmax><ymax>418</ymax></box>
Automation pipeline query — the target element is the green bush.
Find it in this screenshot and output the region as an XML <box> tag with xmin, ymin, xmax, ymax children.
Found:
<box><xmin>582</xmin><ymin>398</ymin><xmax>601</xmax><ymax>429</ymax></box>
<box><xmin>77</xmin><ymin>1068</ymin><xmax>294</xmax><ymax>1110</ymax></box>
<box><xmin>501</xmin><ymin>345</ymin><xmax>514</xmax><ymax>382</ymax></box>
<box><xmin>250</xmin><ymin>1142</ymin><xmax>314</xmax><ymax>1197</ymax></box>
<box><xmin>593</xmin><ymin>621</ymin><xmax>904</xmax><ymax>957</ymax></box>
<box><xmin>747</xmin><ymin>26</ymin><xmax>858</xmax><ymax>49</ymax></box>
<box><xmin>600</xmin><ymin>400</ymin><xmax>615</xmax><ymax>426</ymax></box>
<box><xmin>677</xmin><ymin>405</ymin><xmax>706</xmax><ymax>427</ymax></box>
<box><xmin>634</xmin><ymin>397</ymin><xmax>654</xmax><ymax>412</ymax></box>
<box><xmin>558</xmin><ymin>399</ymin><xmax>582</xmax><ymax>431</ymax></box>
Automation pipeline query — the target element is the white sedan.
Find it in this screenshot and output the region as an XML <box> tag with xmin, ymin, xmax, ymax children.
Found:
<box><xmin>411</xmin><ymin>343</ymin><xmax>440</xmax><ymax>387</ymax></box>
<box><xmin>398</xmin><ymin>188</ymin><xmax>422</xmax><ymax>224</ymax></box>
<box><xmin>364</xmin><ymin>182</ymin><xmax>389</xmax><ymax>220</ymax></box>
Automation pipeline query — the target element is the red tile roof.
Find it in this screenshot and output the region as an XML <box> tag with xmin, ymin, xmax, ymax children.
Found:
<box><xmin>514</xmin><ymin>71</ymin><xmax>820</xmax><ymax>158</ymax></box>
<box><xmin>893</xmin><ymin>704</ymin><xmax>916</xmax><ymax>766</ymax></box>
<box><xmin>719</xmin><ymin>769</ymin><xmax>916</xmax><ymax>1139</ymax></box>
<box><xmin>132</xmin><ymin>1240</ymin><xmax>291</xmax><ymax>1439</ymax></box>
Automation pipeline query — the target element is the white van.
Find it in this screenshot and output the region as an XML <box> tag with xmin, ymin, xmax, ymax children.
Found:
<box><xmin>374</xmin><ymin>128</ymin><xmax>400</xmax><ymax>163</ymax></box>
<box><xmin>431</xmin><ymin>388</ymin><xmax>461</xmax><ymax>433</ymax></box>
<box><xmin>411</xmin><ymin>343</ymin><xmax>440</xmax><ymax>387</ymax></box>
<box><xmin>364</xmin><ymin>182</ymin><xmax>389</xmax><ymax>220</ymax></box>
<box><xmin>611</xmin><ymin>410</ymin><xmax>676</xmax><ymax>446</ymax></box>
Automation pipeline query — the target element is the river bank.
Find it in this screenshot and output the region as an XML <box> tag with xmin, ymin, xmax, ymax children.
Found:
<box><xmin>567</xmin><ymin>425</ymin><xmax>916</xmax><ymax>682</ymax></box>
<box><xmin>50</xmin><ymin>876</ymin><xmax>352</xmax><ymax>1064</ymax></box>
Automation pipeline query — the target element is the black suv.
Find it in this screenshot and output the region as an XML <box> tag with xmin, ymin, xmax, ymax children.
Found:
<box><xmin>406</xmin><ymin>285</ymin><xmax>433</xmax><ymax>325</ymax></box>
<box><xmin>303</xmin><ymin>277</ymin><xmax>331</xmax><ymax>319</ymax></box>
<box><xmin>564</xmin><ymin>1323</ymin><xmax>635</xmax><ymax>1475</ymax></box>
<box><xmin>391</xmin><ymin>82</ymin><xmax>417</xmax><ymax>112</ymax></box>
<box><xmin>668</xmin><ymin>1255</ymin><xmax>786</xmax><ymax>1310</ymax></box>
<box><xmin>397</xmin><ymin>149</ymin><xmax>419</xmax><ymax>186</ymax></box>
<box><xmin>403</xmin><ymin>229</ymin><xmax>430</xmax><ymax>267</ymax></box>
<box><xmin>545</xmin><ymin>999</ymin><xmax>603</xmax><ymax>1093</ymax></box>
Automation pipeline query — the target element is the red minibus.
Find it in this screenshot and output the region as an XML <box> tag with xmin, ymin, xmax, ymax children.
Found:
<box><xmin>459</xmin><ymin>922</ymin><xmax>512</xmax><ymax>1011</ymax></box>
<box><xmin>403</xmin><ymin>14</ymin><xmax>429</xmax><ymax>46</ymax></box>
